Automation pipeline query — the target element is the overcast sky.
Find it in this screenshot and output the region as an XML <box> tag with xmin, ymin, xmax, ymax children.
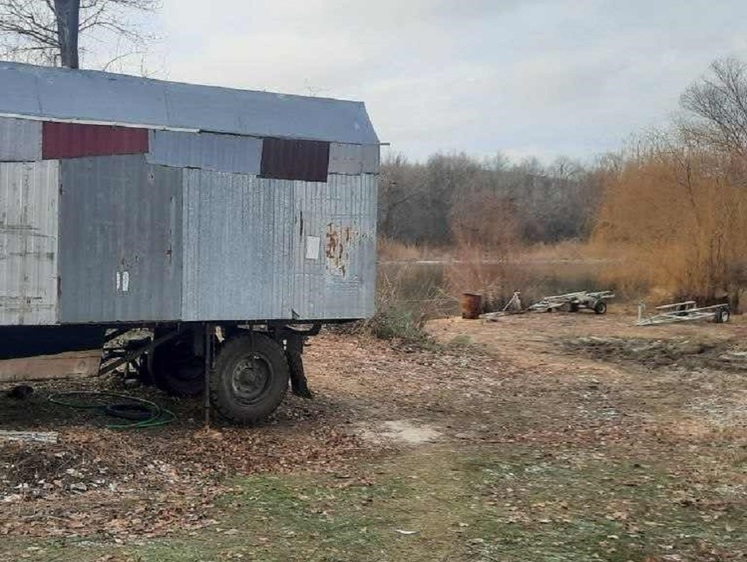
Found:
<box><xmin>152</xmin><ymin>0</ymin><xmax>747</xmax><ymax>163</ymax></box>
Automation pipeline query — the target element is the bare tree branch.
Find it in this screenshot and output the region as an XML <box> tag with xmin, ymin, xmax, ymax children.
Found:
<box><xmin>0</xmin><ymin>0</ymin><xmax>159</xmax><ymax>69</ymax></box>
<box><xmin>681</xmin><ymin>58</ymin><xmax>747</xmax><ymax>158</ymax></box>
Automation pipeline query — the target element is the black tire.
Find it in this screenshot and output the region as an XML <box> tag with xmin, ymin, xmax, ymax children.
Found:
<box><xmin>209</xmin><ymin>333</ymin><xmax>289</xmax><ymax>424</ymax></box>
<box><xmin>594</xmin><ymin>301</ymin><xmax>607</xmax><ymax>315</ymax></box>
<box><xmin>152</xmin><ymin>331</ymin><xmax>205</xmax><ymax>397</ymax></box>
<box><xmin>568</xmin><ymin>302</ymin><xmax>580</xmax><ymax>313</ymax></box>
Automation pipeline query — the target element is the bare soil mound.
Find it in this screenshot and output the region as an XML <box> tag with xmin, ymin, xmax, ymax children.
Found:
<box><xmin>563</xmin><ymin>336</ymin><xmax>747</xmax><ymax>371</ymax></box>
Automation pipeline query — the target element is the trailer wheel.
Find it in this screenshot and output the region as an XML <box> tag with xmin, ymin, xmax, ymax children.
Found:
<box><xmin>209</xmin><ymin>333</ymin><xmax>289</xmax><ymax>424</ymax></box>
<box><xmin>152</xmin><ymin>335</ymin><xmax>205</xmax><ymax>396</ymax></box>
<box><xmin>713</xmin><ymin>307</ymin><xmax>730</xmax><ymax>324</ymax></box>
<box><xmin>568</xmin><ymin>302</ymin><xmax>580</xmax><ymax>313</ymax></box>
<box><xmin>594</xmin><ymin>301</ymin><xmax>607</xmax><ymax>315</ymax></box>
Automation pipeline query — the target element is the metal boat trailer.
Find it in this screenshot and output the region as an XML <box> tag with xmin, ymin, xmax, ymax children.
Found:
<box><xmin>528</xmin><ymin>290</ymin><xmax>615</xmax><ymax>315</ymax></box>
<box><xmin>636</xmin><ymin>301</ymin><xmax>730</xmax><ymax>326</ymax></box>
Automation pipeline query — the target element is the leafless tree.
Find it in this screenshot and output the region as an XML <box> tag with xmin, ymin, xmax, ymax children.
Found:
<box><xmin>680</xmin><ymin>58</ymin><xmax>747</xmax><ymax>158</ymax></box>
<box><xmin>0</xmin><ymin>0</ymin><xmax>160</xmax><ymax>69</ymax></box>
<box><xmin>378</xmin><ymin>152</ymin><xmax>605</xmax><ymax>247</ymax></box>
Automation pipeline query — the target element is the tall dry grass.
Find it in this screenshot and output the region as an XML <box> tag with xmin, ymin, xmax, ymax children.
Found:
<box><xmin>444</xmin><ymin>190</ymin><xmax>523</xmax><ymax>311</ymax></box>
<box><xmin>377</xmin><ymin>238</ymin><xmax>423</xmax><ymax>262</ymax></box>
<box><xmin>443</xmin><ymin>242</ymin><xmax>524</xmax><ymax>311</ymax></box>
<box><xmin>377</xmin><ymin>238</ymin><xmax>452</xmax><ymax>263</ymax></box>
<box><xmin>593</xmin><ymin>147</ymin><xmax>747</xmax><ymax>309</ymax></box>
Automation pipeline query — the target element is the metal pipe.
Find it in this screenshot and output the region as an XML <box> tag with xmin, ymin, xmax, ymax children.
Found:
<box><xmin>204</xmin><ymin>324</ymin><xmax>213</xmax><ymax>428</ymax></box>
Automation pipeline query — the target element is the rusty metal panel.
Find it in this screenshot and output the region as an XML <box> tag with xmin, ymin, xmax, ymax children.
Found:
<box><xmin>43</xmin><ymin>122</ymin><xmax>149</xmax><ymax>160</ymax></box>
<box><xmin>0</xmin><ymin>61</ymin><xmax>380</xmax><ymax>145</ymax></box>
<box><xmin>147</xmin><ymin>130</ymin><xmax>262</xmax><ymax>174</ymax></box>
<box><xmin>291</xmin><ymin>174</ymin><xmax>378</xmax><ymax>320</ymax></box>
<box><xmin>181</xmin><ymin>170</ymin><xmax>295</xmax><ymax>321</ymax></box>
<box><xmin>260</xmin><ymin>138</ymin><xmax>330</xmax><ymax>182</ymax></box>
<box><xmin>0</xmin><ymin>161</ymin><xmax>59</xmax><ymax>325</ymax></box>
<box><xmin>0</xmin><ymin>117</ymin><xmax>42</xmax><ymax>162</ymax></box>
<box><xmin>58</xmin><ymin>155</ymin><xmax>183</xmax><ymax>323</ymax></box>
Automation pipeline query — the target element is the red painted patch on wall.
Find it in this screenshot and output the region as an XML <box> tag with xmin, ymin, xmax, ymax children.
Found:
<box><xmin>42</xmin><ymin>122</ymin><xmax>149</xmax><ymax>159</ymax></box>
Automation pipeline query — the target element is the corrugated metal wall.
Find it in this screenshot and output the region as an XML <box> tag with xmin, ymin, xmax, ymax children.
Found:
<box><xmin>0</xmin><ymin>161</ymin><xmax>59</xmax><ymax>325</ymax></box>
<box><xmin>181</xmin><ymin>170</ymin><xmax>377</xmax><ymax>322</ymax></box>
<box><xmin>181</xmin><ymin>170</ymin><xmax>295</xmax><ymax>321</ymax></box>
<box><xmin>0</xmin><ymin>115</ymin><xmax>379</xmax><ymax>325</ymax></box>
<box><xmin>58</xmin><ymin>155</ymin><xmax>183</xmax><ymax>323</ymax></box>
<box><xmin>0</xmin><ymin>117</ymin><xmax>42</xmax><ymax>162</ymax></box>
<box><xmin>292</xmin><ymin>174</ymin><xmax>377</xmax><ymax>320</ymax></box>
<box><xmin>147</xmin><ymin>130</ymin><xmax>262</xmax><ymax>174</ymax></box>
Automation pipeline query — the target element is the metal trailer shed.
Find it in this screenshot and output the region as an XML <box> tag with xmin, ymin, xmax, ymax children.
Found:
<box><xmin>0</xmin><ymin>61</ymin><xmax>380</xmax><ymax>423</ymax></box>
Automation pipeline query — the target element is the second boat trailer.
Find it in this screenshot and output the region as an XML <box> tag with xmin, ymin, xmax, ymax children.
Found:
<box><xmin>636</xmin><ymin>301</ymin><xmax>731</xmax><ymax>326</ymax></box>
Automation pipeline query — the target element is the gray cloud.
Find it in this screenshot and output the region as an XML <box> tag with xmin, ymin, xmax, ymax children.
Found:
<box><xmin>154</xmin><ymin>0</ymin><xmax>747</xmax><ymax>162</ymax></box>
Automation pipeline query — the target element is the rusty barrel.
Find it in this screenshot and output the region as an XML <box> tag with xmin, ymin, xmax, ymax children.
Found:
<box><xmin>460</xmin><ymin>292</ymin><xmax>482</xmax><ymax>319</ymax></box>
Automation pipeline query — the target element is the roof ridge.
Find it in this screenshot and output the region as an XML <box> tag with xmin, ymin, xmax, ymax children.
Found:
<box><xmin>0</xmin><ymin>61</ymin><xmax>379</xmax><ymax>145</ymax></box>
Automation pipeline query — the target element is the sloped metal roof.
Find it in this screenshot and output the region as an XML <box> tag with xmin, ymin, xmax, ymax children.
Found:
<box><xmin>0</xmin><ymin>61</ymin><xmax>379</xmax><ymax>145</ymax></box>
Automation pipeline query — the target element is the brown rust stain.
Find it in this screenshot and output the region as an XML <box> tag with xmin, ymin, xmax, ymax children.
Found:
<box><xmin>325</xmin><ymin>223</ymin><xmax>356</xmax><ymax>277</ymax></box>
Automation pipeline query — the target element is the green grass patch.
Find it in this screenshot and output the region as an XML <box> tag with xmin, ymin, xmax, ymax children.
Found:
<box><xmin>4</xmin><ymin>444</ymin><xmax>745</xmax><ymax>561</ymax></box>
<box><xmin>459</xmin><ymin>448</ymin><xmax>745</xmax><ymax>561</ymax></box>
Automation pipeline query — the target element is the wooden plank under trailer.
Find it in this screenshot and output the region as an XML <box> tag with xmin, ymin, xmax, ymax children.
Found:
<box><xmin>636</xmin><ymin>301</ymin><xmax>731</xmax><ymax>326</ymax></box>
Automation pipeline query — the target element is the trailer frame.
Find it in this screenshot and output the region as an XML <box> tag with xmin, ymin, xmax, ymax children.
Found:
<box><xmin>528</xmin><ymin>290</ymin><xmax>615</xmax><ymax>315</ymax></box>
<box><xmin>635</xmin><ymin>301</ymin><xmax>730</xmax><ymax>326</ymax></box>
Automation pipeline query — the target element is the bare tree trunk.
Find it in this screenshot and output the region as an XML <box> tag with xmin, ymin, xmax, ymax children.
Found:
<box><xmin>54</xmin><ymin>0</ymin><xmax>80</xmax><ymax>69</ymax></box>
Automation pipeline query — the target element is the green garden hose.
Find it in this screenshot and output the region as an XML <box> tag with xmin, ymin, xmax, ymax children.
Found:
<box><xmin>48</xmin><ymin>391</ymin><xmax>176</xmax><ymax>430</ymax></box>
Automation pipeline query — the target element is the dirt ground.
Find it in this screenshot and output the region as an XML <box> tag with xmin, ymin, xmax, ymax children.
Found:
<box><xmin>1</xmin><ymin>311</ymin><xmax>746</xmax><ymax>561</ymax></box>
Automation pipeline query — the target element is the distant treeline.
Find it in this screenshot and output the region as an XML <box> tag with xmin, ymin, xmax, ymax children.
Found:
<box><xmin>379</xmin><ymin>58</ymin><xmax>747</xmax><ymax>307</ymax></box>
<box><xmin>378</xmin><ymin>152</ymin><xmax>611</xmax><ymax>247</ymax></box>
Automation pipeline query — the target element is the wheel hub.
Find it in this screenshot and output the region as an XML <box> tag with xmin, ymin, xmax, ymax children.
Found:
<box><xmin>231</xmin><ymin>355</ymin><xmax>271</xmax><ymax>403</ymax></box>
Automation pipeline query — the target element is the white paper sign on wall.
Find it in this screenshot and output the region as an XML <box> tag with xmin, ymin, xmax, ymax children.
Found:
<box><xmin>306</xmin><ymin>236</ymin><xmax>321</xmax><ymax>260</ymax></box>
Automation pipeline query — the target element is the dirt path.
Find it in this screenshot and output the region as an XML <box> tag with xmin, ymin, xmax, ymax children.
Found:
<box><xmin>429</xmin><ymin>312</ymin><xmax>747</xmax><ymax>436</ymax></box>
<box><xmin>1</xmin><ymin>313</ymin><xmax>746</xmax><ymax>560</ymax></box>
